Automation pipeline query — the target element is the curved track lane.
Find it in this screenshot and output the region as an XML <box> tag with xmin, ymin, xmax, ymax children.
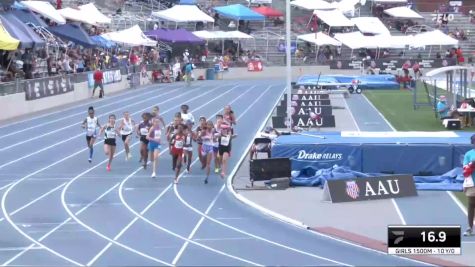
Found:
<box><xmin>0</xmin><ymin>80</ymin><xmax>430</xmax><ymax>266</ymax></box>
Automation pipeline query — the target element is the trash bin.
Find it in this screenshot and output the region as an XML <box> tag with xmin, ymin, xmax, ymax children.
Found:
<box><xmin>206</xmin><ymin>68</ymin><xmax>215</xmax><ymax>80</ymax></box>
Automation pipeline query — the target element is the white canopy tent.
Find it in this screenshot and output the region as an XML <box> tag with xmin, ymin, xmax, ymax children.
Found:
<box><xmin>79</xmin><ymin>3</ymin><xmax>112</xmax><ymax>24</ymax></box>
<box><xmin>384</xmin><ymin>6</ymin><xmax>423</xmax><ymax>19</ymax></box>
<box><xmin>297</xmin><ymin>32</ymin><xmax>342</xmax><ymax>46</ymax></box>
<box><xmin>314</xmin><ymin>10</ymin><xmax>354</xmax><ymax>27</ymax></box>
<box><xmin>58</xmin><ymin>7</ymin><xmax>97</xmax><ymax>25</ymax></box>
<box><xmin>411</xmin><ymin>30</ymin><xmax>458</xmax><ymax>48</ymax></box>
<box><xmin>351</xmin><ymin>17</ymin><xmax>390</xmax><ymax>35</ymax></box>
<box><xmin>290</xmin><ymin>0</ymin><xmax>334</xmax><ymax>10</ymax></box>
<box><xmin>334</xmin><ymin>31</ymin><xmax>412</xmax><ymax>49</ymax></box>
<box><xmin>102</xmin><ymin>25</ymin><xmax>157</xmax><ymax>46</ymax></box>
<box><xmin>246</xmin><ymin>0</ymin><xmax>273</xmax><ymax>4</ymax></box>
<box><xmin>329</xmin><ymin>0</ymin><xmax>359</xmax><ymax>17</ymax></box>
<box><xmin>371</xmin><ymin>0</ymin><xmax>407</xmax><ymax>3</ymax></box>
<box><xmin>152</xmin><ymin>5</ymin><xmax>214</xmax><ymax>23</ymax></box>
<box><xmin>192</xmin><ymin>30</ymin><xmax>254</xmax><ymax>57</ymax></box>
<box><xmin>21</xmin><ymin>1</ymin><xmax>66</xmax><ymax>24</ymax></box>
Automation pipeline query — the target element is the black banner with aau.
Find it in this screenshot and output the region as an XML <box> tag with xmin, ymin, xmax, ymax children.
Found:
<box><xmin>291</xmin><ymin>90</ymin><xmax>330</xmax><ymax>98</ymax></box>
<box><xmin>324</xmin><ymin>174</ymin><xmax>417</xmax><ymax>203</ymax></box>
<box><xmin>292</xmin><ymin>106</ymin><xmax>333</xmax><ymax>116</ymax></box>
<box><xmin>291</xmin><ymin>114</ymin><xmax>336</xmax><ymax>128</ymax></box>
<box><xmin>24</xmin><ymin>76</ymin><xmax>74</xmax><ymax>101</ymax></box>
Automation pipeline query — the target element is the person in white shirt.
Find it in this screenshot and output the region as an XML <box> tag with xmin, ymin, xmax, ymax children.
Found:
<box><xmin>118</xmin><ymin>111</ymin><xmax>135</xmax><ymax>160</ymax></box>
<box><xmin>250</xmin><ymin>126</ymin><xmax>280</xmax><ymax>159</ymax></box>
<box><xmin>180</xmin><ymin>104</ymin><xmax>195</xmax><ymax>126</ymax></box>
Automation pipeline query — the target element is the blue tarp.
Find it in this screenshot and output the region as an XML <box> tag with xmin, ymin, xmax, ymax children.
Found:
<box><xmin>290</xmin><ymin>165</ymin><xmax>465</xmax><ymax>191</ymax></box>
<box><xmin>272</xmin><ymin>131</ymin><xmax>473</xmax><ymax>175</ymax></box>
<box><xmin>179</xmin><ymin>0</ymin><xmax>196</xmax><ymax>4</ymax></box>
<box><xmin>48</xmin><ymin>23</ymin><xmax>96</xmax><ymax>48</ymax></box>
<box><xmin>144</xmin><ymin>29</ymin><xmax>204</xmax><ymax>44</ymax></box>
<box><xmin>10</xmin><ymin>9</ymin><xmax>48</xmax><ymax>28</ymax></box>
<box><xmin>91</xmin><ymin>35</ymin><xmax>116</xmax><ymax>48</ymax></box>
<box><xmin>213</xmin><ymin>4</ymin><xmax>265</xmax><ymax>21</ymax></box>
<box><xmin>0</xmin><ymin>13</ymin><xmax>45</xmax><ymax>49</ymax></box>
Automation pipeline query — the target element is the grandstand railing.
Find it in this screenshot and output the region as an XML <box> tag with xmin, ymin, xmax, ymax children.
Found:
<box><xmin>246</xmin><ymin>30</ymin><xmax>286</xmax><ymax>61</ymax></box>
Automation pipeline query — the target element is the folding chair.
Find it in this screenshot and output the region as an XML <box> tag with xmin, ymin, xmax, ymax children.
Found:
<box><xmin>251</xmin><ymin>137</ymin><xmax>272</xmax><ymax>159</ymax></box>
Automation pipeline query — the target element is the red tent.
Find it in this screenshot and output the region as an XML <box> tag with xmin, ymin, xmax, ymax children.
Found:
<box><xmin>252</xmin><ymin>6</ymin><xmax>283</xmax><ymax>17</ymax></box>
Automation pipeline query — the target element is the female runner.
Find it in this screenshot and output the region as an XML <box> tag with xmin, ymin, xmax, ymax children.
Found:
<box><xmin>223</xmin><ymin>105</ymin><xmax>237</xmax><ymax>136</ymax></box>
<box><xmin>82</xmin><ymin>106</ymin><xmax>100</xmax><ymax>163</ymax></box>
<box><xmin>195</xmin><ymin>116</ymin><xmax>207</xmax><ymax>169</ymax></box>
<box><xmin>183</xmin><ymin>122</ymin><xmax>194</xmax><ymax>173</ymax></box>
<box><xmin>170</xmin><ymin>124</ymin><xmax>185</xmax><ymax>183</ymax></box>
<box><xmin>119</xmin><ymin>111</ymin><xmax>135</xmax><ymax>160</ymax></box>
<box><xmin>147</xmin><ymin>117</ymin><xmax>162</xmax><ymax>178</ymax></box>
<box><xmin>201</xmin><ymin>120</ymin><xmax>216</xmax><ymax>184</ymax></box>
<box><xmin>137</xmin><ymin>113</ymin><xmax>151</xmax><ymax>169</ymax></box>
<box><xmin>167</xmin><ymin>113</ymin><xmax>183</xmax><ymax>157</ymax></box>
<box><xmin>100</xmin><ymin>114</ymin><xmax>118</xmax><ymax>172</ymax></box>
<box><xmin>213</xmin><ymin>114</ymin><xmax>224</xmax><ymax>173</ymax></box>
<box><xmin>217</xmin><ymin>123</ymin><xmax>234</xmax><ymax>178</ymax></box>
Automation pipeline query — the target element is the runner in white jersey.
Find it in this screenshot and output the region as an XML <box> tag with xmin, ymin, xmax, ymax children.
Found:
<box><xmin>119</xmin><ymin>111</ymin><xmax>135</xmax><ymax>160</ymax></box>
<box><xmin>82</xmin><ymin>106</ymin><xmax>100</xmax><ymax>163</ymax></box>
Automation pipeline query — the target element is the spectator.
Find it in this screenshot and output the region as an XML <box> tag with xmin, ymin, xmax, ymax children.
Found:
<box><xmin>92</xmin><ymin>68</ymin><xmax>104</xmax><ymax>98</ymax></box>
<box><xmin>437</xmin><ymin>95</ymin><xmax>459</xmax><ymax>119</ymax></box>
<box><xmin>412</xmin><ymin>62</ymin><xmax>422</xmax><ymax>78</ymax></box>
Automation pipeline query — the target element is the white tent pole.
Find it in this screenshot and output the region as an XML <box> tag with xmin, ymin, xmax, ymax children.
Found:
<box><xmin>285</xmin><ymin>0</ymin><xmax>291</xmax><ymax>130</ymax></box>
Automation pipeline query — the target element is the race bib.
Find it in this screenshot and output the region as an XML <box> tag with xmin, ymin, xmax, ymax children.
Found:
<box><xmin>140</xmin><ymin>128</ymin><xmax>148</xmax><ymax>135</ymax></box>
<box><xmin>155</xmin><ymin>130</ymin><xmax>162</xmax><ymax>137</ymax></box>
<box><xmin>175</xmin><ymin>140</ymin><xmax>184</xmax><ymax>149</ymax></box>
<box><xmin>221</xmin><ymin>136</ymin><xmax>230</xmax><ymax>146</ymax></box>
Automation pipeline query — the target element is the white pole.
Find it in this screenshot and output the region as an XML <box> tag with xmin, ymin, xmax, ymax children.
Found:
<box><xmin>286</xmin><ymin>0</ymin><xmax>292</xmax><ymax>130</ymax></box>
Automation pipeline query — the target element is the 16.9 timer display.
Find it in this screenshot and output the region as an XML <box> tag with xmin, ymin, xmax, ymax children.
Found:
<box><xmin>387</xmin><ymin>225</ymin><xmax>461</xmax><ymax>255</ymax></box>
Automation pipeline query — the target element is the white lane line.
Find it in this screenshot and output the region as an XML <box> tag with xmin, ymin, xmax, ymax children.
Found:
<box><xmin>0</xmin><ymin>84</ymin><xmax>214</xmax><ymax>171</ymax></box>
<box><xmin>0</xmin><ymin>84</ymin><xmax>231</xmax><ymax>266</ymax></box>
<box><xmin>88</xmin><ymin>86</ymin><xmax>261</xmax><ymax>266</ymax></box>
<box><xmin>172</xmin><ymin>86</ymin><xmax>352</xmax><ymax>267</ymax></box>
<box><xmin>223</xmin><ymin>92</ymin><xmax>428</xmax><ymax>266</ymax></box>
<box><xmin>0</xmin><ymin>247</ymin><xmax>42</xmax><ymax>252</ymax></box>
<box><xmin>0</xmin><ymin>85</ymin><xmax>187</xmax><ymax>152</ymax></box>
<box><xmin>0</xmin><ymin>183</ymin><xmax>66</xmax><ymax>223</ymax></box>
<box><xmin>0</xmin><ymin>83</ymin><xmax>182</xmax><ymax>140</ymax></box>
<box><xmin>193</xmin><ymin>237</ymin><xmax>253</xmax><ymax>241</ymax></box>
<box><xmin>0</xmin><ymin>182</ymin><xmax>13</xmax><ymax>191</ymax></box>
<box><xmin>171</xmin><ymin>85</ymin><xmax>274</xmax><ymax>265</ymax></box>
<box><xmin>0</xmin><ymin>81</ymin><xmax>172</xmax><ymax>130</ymax></box>
<box><xmin>3</xmin><ymin>183</ymin><xmax>120</xmax><ymax>266</ymax></box>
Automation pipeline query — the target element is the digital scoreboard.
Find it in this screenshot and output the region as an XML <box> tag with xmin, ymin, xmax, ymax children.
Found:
<box><xmin>387</xmin><ymin>225</ymin><xmax>461</xmax><ymax>255</ymax></box>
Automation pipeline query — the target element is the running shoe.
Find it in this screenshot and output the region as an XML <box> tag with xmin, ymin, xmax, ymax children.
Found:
<box><xmin>220</xmin><ymin>172</ymin><xmax>225</xmax><ymax>178</ymax></box>
<box><xmin>214</xmin><ymin>167</ymin><xmax>219</xmax><ymax>173</ymax></box>
<box><xmin>204</xmin><ymin>177</ymin><xmax>208</xmax><ymax>184</ymax></box>
<box><xmin>151</xmin><ymin>172</ymin><xmax>156</xmax><ymax>178</ymax></box>
<box><xmin>464</xmin><ymin>228</ymin><xmax>473</xmax><ymax>236</ymax></box>
<box><xmin>106</xmin><ymin>165</ymin><xmax>111</xmax><ymax>172</ymax></box>
<box><xmin>143</xmin><ymin>163</ymin><xmax>147</xmax><ymax>169</ymax></box>
<box><xmin>128</xmin><ymin>153</ymin><xmax>132</xmax><ymax>160</ymax></box>
<box><xmin>88</xmin><ymin>158</ymin><xmax>92</xmax><ymax>163</ymax></box>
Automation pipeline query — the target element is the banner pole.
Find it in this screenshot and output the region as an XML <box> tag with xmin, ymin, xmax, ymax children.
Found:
<box><xmin>286</xmin><ymin>0</ymin><xmax>292</xmax><ymax>130</ymax></box>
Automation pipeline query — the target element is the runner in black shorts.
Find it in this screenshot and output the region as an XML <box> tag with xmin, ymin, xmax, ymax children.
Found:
<box><xmin>195</xmin><ymin>116</ymin><xmax>207</xmax><ymax>169</ymax></box>
<box><xmin>100</xmin><ymin>114</ymin><xmax>118</xmax><ymax>172</ymax></box>
<box><xmin>137</xmin><ymin>113</ymin><xmax>152</xmax><ymax>168</ymax></box>
<box><xmin>217</xmin><ymin>123</ymin><xmax>234</xmax><ymax>178</ymax></box>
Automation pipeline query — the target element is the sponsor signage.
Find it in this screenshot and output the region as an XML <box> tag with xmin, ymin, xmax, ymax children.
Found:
<box><xmin>324</xmin><ymin>174</ymin><xmax>417</xmax><ymax>203</ymax></box>
<box><xmin>291</xmin><ymin>114</ymin><xmax>335</xmax><ymax>128</ymax></box>
<box><xmin>291</xmin><ymin>95</ymin><xmax>331</xmax><ymax>103</ymax></box>
<box><xmin>291</xmin><ymin>106</ymin><xmax>333</xmax><ymax>116</ymax></box>
<box><xmin>330</xmin><ymin>58</ymin><xmax>457</xmax><ymax>70</ymax></box>
<box><xmin>291</xmin><ymin>91</ymin><xmax>330</xmax><ymax>98</ymax></box>
<box><xmin>87</xmin><ymin>69</ymin><xmax>122</xmax><ymax>88</ymax></box>
<box><xmin>24</xmin><ymin>75</ymin><xmax>74</xmax><ymax>101</ymax></box>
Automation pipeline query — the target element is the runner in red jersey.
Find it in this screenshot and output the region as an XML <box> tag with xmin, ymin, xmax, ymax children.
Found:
<box><xmin>170</xmin><ymin>124</ymin><xmax>185</xmax><ymax>183</ymax></box>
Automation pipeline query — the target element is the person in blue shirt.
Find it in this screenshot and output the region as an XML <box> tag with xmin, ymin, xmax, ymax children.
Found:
<box><xmin>462</xmin><ymin>134</ymin><xmax>475</xmax><ymax>236</ymax></box>
<box><xmin>184</xmin><ymin>62</ymin><xmax>193</xmax><ymax>86</ymax></box>
<box><xmin>437</xmin><ymin>95</ymin><xmax>451</xmax><ymax>119</ymax></box>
